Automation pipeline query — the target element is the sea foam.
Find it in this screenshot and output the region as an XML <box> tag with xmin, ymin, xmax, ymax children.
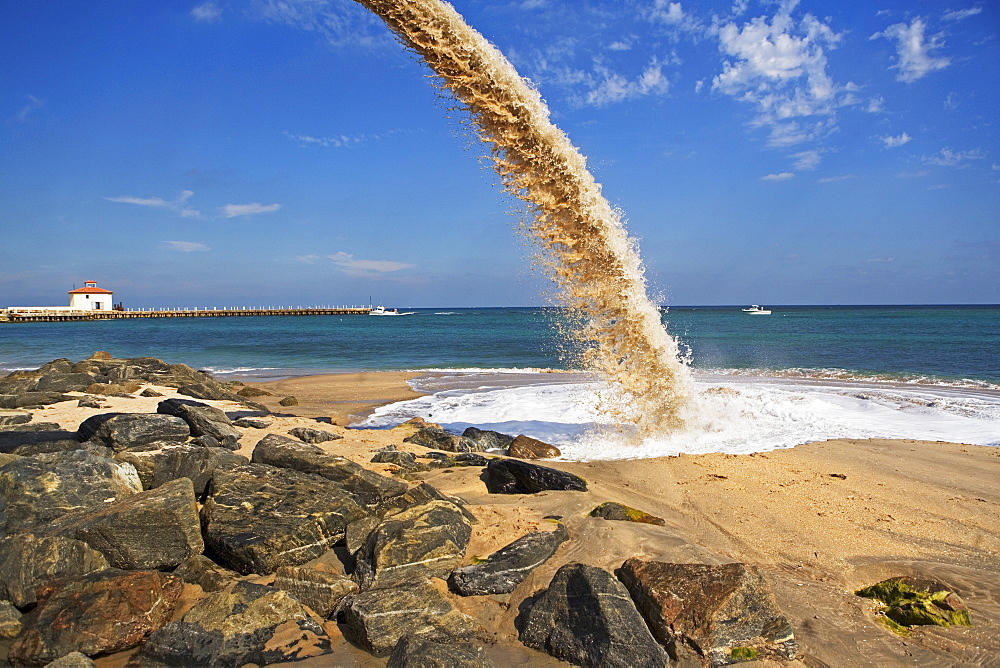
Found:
<box><xmin>357</xmin><ymin>371</ymin><xmax>1000</xmax><ymax>460</ymax></box>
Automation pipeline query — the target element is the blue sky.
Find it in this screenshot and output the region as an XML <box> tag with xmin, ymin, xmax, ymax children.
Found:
<box><xmin>2</xmin><ymin>0</ymin><xmax>998</xmax><ymax>308</ymax></box>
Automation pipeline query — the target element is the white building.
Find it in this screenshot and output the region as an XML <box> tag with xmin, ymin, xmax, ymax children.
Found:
<box><xmin>68</xmin><ymin>281</ymin><xmax>114</xmax><ymax>310</ymax></box>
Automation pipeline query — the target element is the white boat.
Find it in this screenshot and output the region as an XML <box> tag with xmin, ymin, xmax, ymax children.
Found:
<box><xmin>742</xmin><ymin>305</ymin><xmax>772</xmax><ymax>315</ymax></box>
<box><xmin>369</xmin><ymin>305</ymin><xmax>414</xmax><ymax>316</ymax></box>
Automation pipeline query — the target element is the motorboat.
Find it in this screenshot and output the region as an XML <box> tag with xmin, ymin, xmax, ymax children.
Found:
<box><xmin>742</xmin><ymin>305</ymin><xmax>772</xmax><ymax>315</ymax></box>
<box><xmin>369</xmin><ymin>305</ymin><xmax>414</xmax><ymax>316</ymax></box>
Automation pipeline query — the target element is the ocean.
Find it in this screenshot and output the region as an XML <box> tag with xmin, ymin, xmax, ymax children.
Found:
<box><xmin>2</xmin><ymin>305</ymin><xmax>998</xmax><ymax>457</ymax></box>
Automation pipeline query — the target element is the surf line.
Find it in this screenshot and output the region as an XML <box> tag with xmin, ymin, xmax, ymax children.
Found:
<box><xmin>354</xmin><ymin>0</ymin><xmax>694</xmax><ymax>435</ymax></box>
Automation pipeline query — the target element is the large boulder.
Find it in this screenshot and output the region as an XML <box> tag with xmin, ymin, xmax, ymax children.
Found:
<box><xmin>483</xmin><ymin>458</ymin><xmax>587</xmax><ymax>494</ymax></box>
<box><xmin>157</xmin><ymin>398</ymin><xmax>241</xmax><ymax>448</ymax></box>
<box><xmin>0</xmin><ymin>411</ymin><xmax>32</xmax><ymax>427</ymax></box>
<box><xmin>388</xmin><ymin>635</ymin><xmax>493</xmax><ymax>668</ymax></box>
<box><xmin>341</xmin><ymin>578</ymin><xmax>481</xmax><ymax>657</ymax></box>
<box><xmin>114</xmin><ymin>444</ymin><xmax>248</xmax><ymax>495</ymax></box>
<box><xmin>137</xmin><ymin>581</ymin><xmax>331</xmax><ymax>667</ymax></box>
<box><xmin>0</xmin><ymin>423</ymin><xmax>81</xmax><ymax>456</ymax></box>
<box><xmin>201</xmin><ymin>464</ymin><xmax>368</xmax><ymax>575</ymax></box>
<box><xmin>287</xmin><ymin>426</ymin><xmax>342</xmax><ymax>444</ymax></box>
<box><xmin>374</xmin><ymin>482</ymin><xmax>478</xmax><ymax>525</ymax></box>
<box><xmin>272</xmin><ymin>565</ymin><xmax>359</xmax><ymax>618</ymax></box>
<box><xmin>0</xmin><ymin>392</ymin><xmax>74</xmax><ymax>409</ymax></box>
<box><xmin>462</xmin><ymin>427</ymin><xmax>514</xmax><ymax>452</ymax></box>
<box><xmin>77</xmin><ymin>413</ymin><xmax>190</xmax><ymax>451</ymax></box>
<box><xmin>507</xmin><ymin>435</ymin><xmax>561</xmax><ymax>459</ymax></box>
<box><xmin>0</xmin><ymin>534</ymin><xmax>110</xmax><ymax>607</ymax></box>
<box><xmin>404</xmin><ymin>427</ymin><xmax>482</xmax><ymax>453</ymax></box>
<box><xmin>449</xmin><ymin>523</ymin><xmax>568</xmax><ymax>596</ymax></box>
<box><xmin>617</xmin><ymin>559</ymin><xmax>798</xmax><ymax>665</ymax></box>
<box><xmin>353</xmin><ymin>500</ymin><xmax>473</xmax><ymax>589</ymax></box>
<box><xmin>252</xmin><ymin>433</ymin><xmax>406</xmax><ymax>504</ymax></box>
<box><xmin>518</xmin><ymin>562</ymin><xmax>668</xmax><ymax>668</ymax></box>
<box><xmin>0</xmin><ymin>450</ymin><xmax>141</xmax><ymax>534</ymax></box>
<box><xmin>37</xmin><ymin>478</ymin><xmax>203</xmax><ymax>570</ymax></box>
<box><xmin>8</xmin><ymin>569</ymin><xmax>182</xmax><ymax>665</ymax></box>
<box><xmin>172</xmin><ymin>555</ymin><xmax>238</xmax><ymax>593</ymax></box>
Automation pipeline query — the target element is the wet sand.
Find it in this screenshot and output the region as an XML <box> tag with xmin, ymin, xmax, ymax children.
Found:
<box><xmin>30</xmin><ymin>372</ymin><xmax>999</xmax><ymax>666</ymax></box>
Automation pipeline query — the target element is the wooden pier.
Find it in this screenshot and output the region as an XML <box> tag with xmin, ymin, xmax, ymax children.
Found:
<box><xmin>0</xmin><ymin>306</ymin><xmax>371</xmax><ymax>323</ymax></box>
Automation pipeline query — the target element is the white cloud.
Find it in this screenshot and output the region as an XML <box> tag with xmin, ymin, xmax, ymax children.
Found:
<box><xmin>191</xmin><ymin>2</ymin><xmax>222</xmax><ymax>23</ymax></box>
<box><xmin>791</xmin><ymin>149</ymin><xmax>821</xmax><ymax>170</ymax></box>
<box><xmin>867</xmin><ymin>257</ymin><xmax>895</xmax><ymax>263</ymax></box>
<box><xmin>255</xmin><ymin>0</ymin><xmax>391</xmax><ymax>48</ymax></box>
<box><xmin>296</xmin><ymin>254</ymin><xmax>320</xmax><ymax>263</ymax></box>
<box><xmin>163</xmin><ymin>240</ymin><xmax>209</xmax><ymax>252</ymax></box>
<box><xmin>711</xmin><ymin>2</ymin><xmax>847</xmax><ymax>147</ymax></box>
<box><xmin>817</xmin><ymin>174</ymin><xmax>854</xmax><ymax>183</ymax></box>
<box><xmin>761</xmin><ymin>172</ymin><xmax>795</xmax><ymax>181</ymax></box>
<box><xmin>942</xmin><ymin>7</ymin><xmax>982</xmax><ymax>21</ymax></box>
<box><xmin>584</xmin><ymin>57</ymin><xmax>670</xmax><ymax>106</ymax></box>
<box><xmin>106</xmin><ymin>190</ymin><xmax>199</xmax><ymax>217</ymax></box>
<box><xmin>328</xmin><ymin>251</ymin><xmax>412</xmax><ymax>277</ymax></box>
<box><xmin>923</xmin><ymin>147</ymin><xmax>986</xmax><ymax>166</ymax></box>
<box><xmin>881</xmin><ymin>132</ymin><xmax>912</xmax><ymax>148</ymax></box>
<box><xmin>871</xmin><ymin>18</ymin><xmax>951</xmax><ymax>83</ymax></box>
<box><xmin>15</xmin><ymin>94</ymin><xmax>44</xmax><ymax>122</ymax></box>
<box><xmin>223</xmin><ymin>202</ymin><xmax>281</xmax><ymax>218</ymax></box>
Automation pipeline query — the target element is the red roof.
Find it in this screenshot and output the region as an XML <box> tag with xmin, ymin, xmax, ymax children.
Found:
<box><xmin>68</xmin><ymin>286</ymin><xmax>113</xmax><ymax>294</ymax></box>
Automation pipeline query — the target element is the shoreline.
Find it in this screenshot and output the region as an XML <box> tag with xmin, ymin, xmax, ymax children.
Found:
<box><xmin>3</xmin><ymin>358</ymin><xmax>999</xmax><ymax>665</ymax></box>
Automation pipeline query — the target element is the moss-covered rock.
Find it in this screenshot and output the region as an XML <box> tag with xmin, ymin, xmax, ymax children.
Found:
<box><xmin>589</xmin><ymin>501</ymin><xmax>665</xmax><ymax>526</ymax></box>
<box><xmin>856</xmin><ymin>576</ymin><xmax>972</xmax><ymax>634</ymax></box>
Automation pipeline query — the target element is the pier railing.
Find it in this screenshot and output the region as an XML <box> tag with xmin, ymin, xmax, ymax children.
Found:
<box><xmin>0</xmin><ymin>306</ymin><xmax>371</xmax><ymax>323</ymax></box>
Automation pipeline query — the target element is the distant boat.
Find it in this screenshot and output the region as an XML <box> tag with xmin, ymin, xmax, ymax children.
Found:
<box><xmin>742</xmin><ymin>305</ymin><xmax>772</xmax><ymax>315</ymax></box>
<box><xmin>369</xmin><ymin>305</ymin><xmax>414</xmax><ymax>316</ymax></box>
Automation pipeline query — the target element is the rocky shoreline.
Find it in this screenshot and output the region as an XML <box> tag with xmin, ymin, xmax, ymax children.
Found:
<box><xmin>0</xmin><ymin>354</ymin><xmax>993</xmax><ymax>667</ymax></box>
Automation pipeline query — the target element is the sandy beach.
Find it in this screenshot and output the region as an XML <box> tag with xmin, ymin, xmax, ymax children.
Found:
<box><xmin>18</xmin><ymin>370</ymin><xmax>1000</xmax><ymax>666</ymax></box>
<box><xmin>236</xmin><ymin>371</ymin><xmax>1000</xmax><ymax>666</ymax></box>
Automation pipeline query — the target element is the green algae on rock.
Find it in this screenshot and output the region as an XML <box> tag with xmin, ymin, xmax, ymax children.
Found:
<box><xmin>856</xmin><ymin>576</ymin><xmax>972</xmax><ymax>634</ymax></box>
<box><xmin>589</xmin><ymin>501</ymin><xmax>666</xmax><ymax>526</ymax></box>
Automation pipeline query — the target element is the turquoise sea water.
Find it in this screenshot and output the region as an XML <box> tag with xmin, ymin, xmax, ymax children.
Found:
<box><xmin>1</xmin><ymin>305</ymin><xmax>997</xmax><ymax>386</ymax></box>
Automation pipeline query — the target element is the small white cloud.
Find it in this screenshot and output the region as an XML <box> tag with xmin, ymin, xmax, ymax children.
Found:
<box><xmin>223</xmin><ymin>202</ymin><xmax>281</xmax><ymax>218</ymax></box>
<box><xmin>923</xmin><ymin>147</ymin><xmax>986</xmax><ymax>166</ymax></box>
<box><xmin>652</xmin><ymin>1</ymin><xmax>685</xmax><ymax>24</ymax></box>
<box><xmin>328</xmin><ymin>251</ymin><xmax>412</xmax><ymax>277</ymax></box>
<box><xmin>584</xmin><ymin>57</ymin><xmax>670</xmax><ymax>106</ymax></box>
<box><xmin>897</xmin><ymin>170</ymin><xmax>931</xmax><ymax>178</ymax></box>
<box><xmin>296</xmin><ymin>254</ymin><xmax>320</xmax><ymax>263</ymax></box>
<box><xmin>107</xmin><ymin>195</ymin><xmax>171</xmax><ymax>207</ymax></box>
<box><xmin>163</xmin><ymin>240</ymin><xmax>210</xmax><ymax>252</ymax></box>
<box><xmin>761</xmin><ymin>172</ymin><xmax>795</xmax><ymax>181</ymax></box>
<box><xmin>872</xmin><ymin>18</ymin><xmax>951</xmax><ymax>83</ymax></box>
<box><xmin>15</xmin><ymin>94</ymin><xmax>44</xmax><ymax>122</ymax></box>
<box><xmin>944</xmin><ymin>92</ymin><xmax>959</xmax><ymax>109</ymax></box>
<box><xmin>792</xmin><ymin>150</ymin><xmax>821</xmax><ymax>170</ymax></box>
<box><xmin>867</xmin><ymin>257</ymin><xmax>895</xmax><ymax>263</ymax></box>
<box><xmin>191</xmin><ymin>2</ymin><xmax>222</xmax><ymax>22</ymax></box>
<box><xmin>881</xmin><ymin>132</ymin><xmax>912</xmax><ymax>148</ymax></box>
<box><xmin>943</xmin><ymin>7</ymin><xmax>982</xmax><ymax>21</ymax></box>
<box><xmin>107</xmin><ymin>190</ymin><xmax>199</xmax><ymax>217</ymax></box>
<box><xmin>818</xmin><ymin>174</ymin><xmax>855</xmax><ymax>183</ymax></box>
<box><xmin>608</xmin><ymin>40</ymin><xmax>632</xmax><ymax>51</ymax></box>
<box><xmin>865</xmin><ymin>96</ymin><xmax>886</xmax><ymax>113</ymax></box>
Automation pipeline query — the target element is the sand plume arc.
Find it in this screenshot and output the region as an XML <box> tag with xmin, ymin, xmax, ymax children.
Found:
<box><xmin>355</xmin><ymin>0</ymin><xmax>693</xmax><ymax>433</ymax></box>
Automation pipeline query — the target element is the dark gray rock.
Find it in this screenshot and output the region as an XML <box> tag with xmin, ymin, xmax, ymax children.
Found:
<box><xmin>0</xmin><ymin>534</ymin><xmax>110</xmax><ymax>607</ymax></box>
<box><xmin>354</xmin><ymin>500</ymin><xmax>473</xmax><ymax>589</ymax></box>
<box><xmin>0</xmin><ymin>411</ymin><xmax>32</xmax><ymax>427</ymax></box>
<box><xmin>9</xmin><ymin>569</ymin><xmax>182</xmax><ymax>666</ymax></box>
<box><xmin>114</xmin><ymin>444</ymin><xmax>248</xmax><ymax>495</ymax></box>
<box><xmin>0</xmin><ymin>450</ymin><xmax>141</xmax><ymax>534</ymax></box>
<box><xmin>157</xmin><ymin>398</ymin><xmax>241</xmax><ymax>447</ymax></box>
<box><xmin>453</xmin><ymin>452</ymin><xmax>489</xmax><ymax>467</ymax></box>
<box><xmin>201</xmin><ymin>463</ymin><xmax>368</xmax><ymax>575</ymax></box>
<box><xmin>0</xmin><ymin>423</ymin><xmax>81</xmax><ymax>456</ymax></box>
<box><xmin>76</xmin><ymin>396</ymin><xmax>106</xmax><ymax>409</ymax></box>
<box><xmin>388</xmin><ymin>635</ymin><xmax>493</xmax><ymax>668</ymax></box>
<box><xmin>77</xmin><ymin>412</ymin><xmax>190</xmax><ymax>451</ymax></box>
<box><xmin>484</xmin><ymin>458</ymin><xmax>587</xmax><ymax>494</ymax></box>
<box><xmin>233</xmin><ymin>417</ymin><xmax>271</xmax><ymax>429</ymax></box>
<box><xmin>618</xmin><ymin>559</ymin><xmax>798</xmax><ymax>666</ymax></box>
<box><xmin>462</xmin><ymin>427</ymin><xmax>515</xmax><ymax>452</ymax></box>
<box><xmin>273</xmin><ymin>565</ymin><xmax>359</xmax><ymax>617</ymax></box>
<box><xmin>278</xmin><ymin>395</ymin><xmax>298</xmax><ymax>406</ymax></box>
<box><xmin>172</xmin><ymin>555</ymin><xmax>237</xmax><ymax>593</ymax></box>
<box><xmin>34</xmin><ymin>372</ymin><xmax>99</xmax><ymax>393</ymax></box>
<box><xmin>341</xmin><ymin>578</ymin><xmax>481</xmax><ymax>657</ymax></box>
<box><xmin>449</xmin><ymin>523</ymin><xmax>568</xmax><ymax>596</ymax></box>
<box><xmin>37</xmin><ymin>477</ymin><xmax>203</xmax><ymax>570</ymax></box>
<box><xmin>177</xmin><ymin>382</ymin><xmax>270</xmax><ymax>415</ymax></box>
<box><xmin>137</xmin><ymin>581</ymin><xmax>332</xmax><ymax>667</ymax></box>
<box><xmin>139</xmin><ymin>388</ymin><xmax>164</xmax><ymax>397</ymax></box>
<box><xmin>404</xmin><ymin>427</ymin><xmax>483</xmax><ymax>453</ymax></box>
<box><xmin>252</xmin><ymin>433</ymin><xmax>407</xmax><ymax>504</ymax></box>
<box><xmin>288</xmin><ymin>426</ymin><xmax>342</xmax><ymax>444</ymax></box>
<box><xmin>518</xmin><ymin>562</ymin><xmax>668</xmax><ymax>668</ymax></box>
<box><xmin>0</xmin><ymin>392</ymin><xmax>74</xmax><ymax>409</ymax></box>
<box><xmin>375</xmin><ymin>482</ymin><xmax>478</xmax><ymax>526</ymax></box>
<box><xmin>372</xmin><ymin>449</ymin><xmax>427</xmax><ymax>471</ymax></box>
